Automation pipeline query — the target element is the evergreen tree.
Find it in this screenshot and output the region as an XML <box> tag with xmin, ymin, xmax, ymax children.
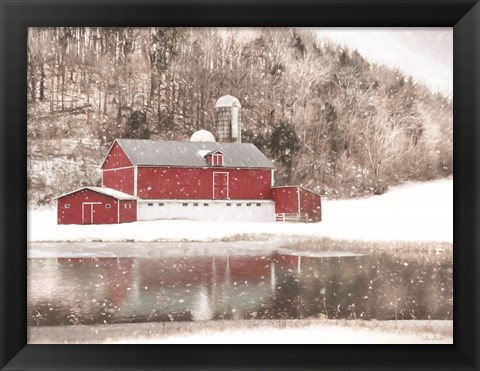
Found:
<box><xmin>269</xmin><ymin>122</ymin><xmax>301</xmax><ymax>168</ymax></box>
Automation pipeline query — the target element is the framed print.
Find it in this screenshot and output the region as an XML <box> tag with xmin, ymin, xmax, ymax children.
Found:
<box><xmin>1</xmin><ymin>0</ymin><xmax>479</xmax><ymax>370</ymax></box>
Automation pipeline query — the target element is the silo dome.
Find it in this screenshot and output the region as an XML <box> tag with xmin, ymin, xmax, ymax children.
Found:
<box><xmin>215</xmin><ymin>95</ymin><xmax>241</xmax><ymax>108</ymax></box>
<box><xmin>190</xmin><ymin>129</ymin><xmax>216</xmax><ymax>142</ymax></box>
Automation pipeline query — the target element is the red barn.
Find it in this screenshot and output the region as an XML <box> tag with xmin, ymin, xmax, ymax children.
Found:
<box><xmin>271</xmin><ymin>186</ymin><xmax>322</xmax><ymax>222</ymax></box>
<box><xmin>99</xmin><ymin>138</ymin><xmax>277</xmax><ymax>222</ymax></box>
<box><xmin>56</xmin><ymin>187</ymin><xmax>137</xmax><ymax>224</ymax></box>
<box><xmin>55</xmin><ymin>95</ymin><xmax>322</xmax><ymax>224</ymax></box>
<box><xmin>101</xmin><ymin>139</ymin><xmax>275</xmax><ymax>200</ymax></box>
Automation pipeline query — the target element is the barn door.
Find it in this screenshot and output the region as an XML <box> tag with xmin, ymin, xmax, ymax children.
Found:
<box><xmin>82</xmin><ymin>203</ymin><xmax>93</xmax><ymax>224</ymax></box>
<box><xmin>213</xmin><ymin>172</ymin><xmax>229</xmax><ymax>199</ymax></box>
<box><xmin>82</xmin><ymin>202</ymin><xmax>101</xmax><ymax>224</ymax></box>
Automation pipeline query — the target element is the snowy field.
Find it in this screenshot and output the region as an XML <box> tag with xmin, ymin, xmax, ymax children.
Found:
<box><xmin>28</xmin><ymin>178</ymin><xmax>453</xmax><ymax>244</ymax></box>
<box><xmin>28</xmin><ymin>319</ymin><xmax>452</xmax><ymax>344</ymax></box>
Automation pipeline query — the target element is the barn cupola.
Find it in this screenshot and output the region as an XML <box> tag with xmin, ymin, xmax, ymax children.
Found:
<box><xmin>190</xmin><ymin>129</ymin><xmax>216</xmax><ymax>142</ymax></box>
<box><xmin>214</xmin><ymin>95</ymin><xmax>241</xmax><ymax>143</ymax></box>
<box><xmin>205</xmin><ymin>150</ymin><xmax>224</xmax><ymax>166</ymax></box>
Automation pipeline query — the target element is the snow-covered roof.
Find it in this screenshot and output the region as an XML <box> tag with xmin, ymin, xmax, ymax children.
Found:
<box><xmin>115</xmin><ymin>139</ymin><xmax>275</xmax><ymax>169</ymax></box>
<box><xmin>55</xmin><ymin>187</ymin><xmax>137</xmax><ymax>200</ymax></box>
<box><xmin>215</xmin><ymin>95</ymin><xmax>241</xmax><ymax>108</ymax></box>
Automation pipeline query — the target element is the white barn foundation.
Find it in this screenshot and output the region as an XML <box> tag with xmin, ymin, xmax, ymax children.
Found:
<box><xmin>137</xmin><ymin>200</ymin><xmax>275</xmax><ymax>223</ymax></box>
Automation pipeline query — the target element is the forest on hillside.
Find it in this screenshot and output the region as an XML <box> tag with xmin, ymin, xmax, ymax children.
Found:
<box><xmin>27</xmin><ymin>27</ymin><xmax>452</xmax><ymax>205</ymax></box>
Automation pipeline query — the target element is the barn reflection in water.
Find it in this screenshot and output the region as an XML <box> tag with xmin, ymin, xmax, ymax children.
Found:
<box><xmin>28</xmin><ymin>250</ymin><xmax>452</xmax><ymax>326</ymax></box>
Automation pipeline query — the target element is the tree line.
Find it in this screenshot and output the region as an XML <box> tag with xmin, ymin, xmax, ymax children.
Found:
<box><xmin>27</xmin><ymin>27</ymin><xmax>452</xmax><ymax>201</ymax></box>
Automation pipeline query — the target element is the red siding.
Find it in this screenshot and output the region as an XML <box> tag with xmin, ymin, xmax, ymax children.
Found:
<box><xmin>119</xmin><ymin>200</ymin><xmax>137</xmax><ymax>223</ymax></box>
<box><xmin>57</xmin><ymin>189</ymin><xmax>137</xmax><ymax>224</ymax></box>
<box><xmin>103</xmin><ymin>167</ymin><xmax>135</xmax><ymax>195</ymax></box>
<box><xmin>299</xmin><ymin>188</ymin><xmax>322</xmax><ymax>222</ymax></box>
<box><xmin>272</xmin><ymin>186</ymin><xmax>322</xmax><ymax>222</ymax></box>
<box><xmin>271</xmin><ymin>187</ymin><xmax>299</xmax><ymax>214</ymax></box>
<box><xmin>102</xmin><ymin>142</ymin><xmax>133</xmax><ymax>170</ymax></box>
<box><xmin>137</xmin><ymin>167</ymin><xmax>272</xmax><ymax>200</ymax></box>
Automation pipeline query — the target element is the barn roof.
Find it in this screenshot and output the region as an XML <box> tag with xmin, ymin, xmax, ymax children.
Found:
<box><xmin>55</xmin><ymin>186</ymin><xmax>137</xmax><ymax>200</ymax></box>
<box><xmin>114</xmin><ymin>139</ymin><xmax>275</xmax><ymax>169</ymax></box>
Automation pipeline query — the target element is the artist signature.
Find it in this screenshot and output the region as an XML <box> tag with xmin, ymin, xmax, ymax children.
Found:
<box><xmin>422</xmin><ymin>335</ymin><xmax>443</xmax><ymax>341</ymax></box>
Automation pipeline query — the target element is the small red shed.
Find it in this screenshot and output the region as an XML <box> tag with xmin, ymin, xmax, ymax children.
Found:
<box><xmin>56</xmin><ymin>187</ymin><xmax>137</xmax><ymax>225</ymax></box>
<box><xmin>271</xmin><ymin>186</ymin><xmax>322</xmax><ymax>222</ymax></box>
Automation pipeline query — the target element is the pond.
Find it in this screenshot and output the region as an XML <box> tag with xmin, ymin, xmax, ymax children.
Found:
<box><xmin>28</xmin><ymin>247</ymin><xmax>452</xmax><ymax>326</ymax></box>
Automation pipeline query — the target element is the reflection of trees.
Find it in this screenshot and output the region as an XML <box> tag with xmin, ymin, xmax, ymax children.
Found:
<box><xmin>270</xmin><ymin>273</ymin><xmax>303</xmax><ymax>319</ymax></box>
<box><xmin>28</xmin><ymin>251</ymin><xmax>453</xmax><ymax>326</ymax></box>
<box><xmin>29</xmin><ymin>258</ymin><xmax>135</xmax><ymax>325</ymax></box>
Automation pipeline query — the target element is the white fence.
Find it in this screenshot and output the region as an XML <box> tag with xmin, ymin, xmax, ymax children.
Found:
<box><xmin>275</xmin><ymin>213</ymin><xmax>309</xmax><ymax>222</ymax></box>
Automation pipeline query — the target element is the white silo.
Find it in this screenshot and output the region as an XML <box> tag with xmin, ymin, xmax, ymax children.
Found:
<box><xmin>214</xmin><ymin>95</ymin><xmax>241</xmax><ymax>143</ymax></box>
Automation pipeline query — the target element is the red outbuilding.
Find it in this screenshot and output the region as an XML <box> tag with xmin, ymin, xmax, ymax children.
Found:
<box><xmin>271</xmin><ymin>186</ymin><xmax>322</xmax><ymax>222</ymax></box>
<box><xmin>56</xmin><ymin>187</ymin><xmax>137</xmax><ymax>225</ymax></box>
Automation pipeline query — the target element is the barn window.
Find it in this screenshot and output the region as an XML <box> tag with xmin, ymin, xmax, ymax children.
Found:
<box><xmin>206</xmin><ymin>151</ymin><xmax>224</xmax><ymax>166</ymax></box>
<box><xmin>213</xmin><ymin>153</ymin><xmax>223</xmax><ymax>166</ymax></box>
<box><xmin>247</xmin><ymin>203</ymin><xmax>252</xmax><ymax>207</ymax></box>
<box><xmin>148</xmin><ymin>203</ymin><xmax>153</xmax><ymax>206</ymax></box>
<box><xmin>105</xmin><ymin>204</ymin><xmax>111</xmax><ymax>209</ymax></box>
<box><xmin>227</xmin><ymin>203</ymin><xmax>232</xmax><ymax>206</ymax></box>
<box><xmin>193</xmin><ymin>203</ymin><xmax>199</xmax><ymax>207</ymax></box>
<box><xmin>256</xmin><ymin>203</ymin><xmax>261</xmax><ymax>207</ymax></box>
<box><xmin>129</xmin><ymin>204</ymin><xmax>132</xmax><ymax>209</ymax></box>
<box><xmin>124</xmin><ymin>204</ymin><xmax>127</xmax><ymax>209</ymax></box>
<box><xmin>182</xmin><ymin>203</ymin><xmax>188</xmax><ymax>207</ymax></box>
<box><xmin>204</xmin><ymin>203</ymin><xmax>209</xmax><ymax>207</ymax></box>
<box><xmin>158</xmin><ymin>203</ymin><xmax>164</xmax><ymax>206</ymax></box>
<box><xmin>237</xmin><ymin>203</ymin><xmax>242</xmax><ymax>207</ymax></box>
<box><xmin>64</xmin><ymin>204</ymin><xmax>70</xmax><ymax>209</ymax></box>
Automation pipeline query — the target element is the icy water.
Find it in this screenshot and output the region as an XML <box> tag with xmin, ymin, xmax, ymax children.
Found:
<box><xmin>28</xmin><ymin>249</ymin><xmax>452</xmax><ymax>326</ymax></box>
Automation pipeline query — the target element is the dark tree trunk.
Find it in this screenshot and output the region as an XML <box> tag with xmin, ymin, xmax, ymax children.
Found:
<box><xmin>61</xmin><ymin>67</ymin><xmax>65</xmax><ymax>110</ymax></box>
<box><xmin>29</xmin><ymin>67</ymin><xmax>36</xmax><ymax>103</ymax></box>
<box><xmin>39</xmin><ymin>63</ymin><xmax>45</xmax><ymax>101</ymax></box>
<box><xmin>104</xmin><ymin>91</ymin><xmax>108</xmax><ymax>115</ymax></box>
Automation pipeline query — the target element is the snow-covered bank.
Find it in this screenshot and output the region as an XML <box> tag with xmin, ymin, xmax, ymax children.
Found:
<box><xmin>28</xmin><ymin>240</ymin><xmax>366</xmax><ymax>258</ymax></box>
<box><xmin>28</xmin><ymin>178</ymin><xmax>452</xmax><ymax>243</ymax></box>
<box><xmin>28</xmin><ymin>319</ymin><xmax>452</xmax><ymax>344</ymax></box>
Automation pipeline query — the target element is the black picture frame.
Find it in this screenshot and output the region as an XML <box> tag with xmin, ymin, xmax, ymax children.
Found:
<box><xmin>1</xmin><ymin>1</ymin><xmax>478</xmax><ymax>370</ymax></box>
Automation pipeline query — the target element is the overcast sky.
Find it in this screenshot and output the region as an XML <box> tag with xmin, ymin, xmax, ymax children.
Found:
<box><xmin>315</xmin><ymin>28</ymin><xmax>453</xmax><ymax>97</ymax></box>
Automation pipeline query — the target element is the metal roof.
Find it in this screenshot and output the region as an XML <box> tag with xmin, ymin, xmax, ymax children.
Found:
<box><xmin>55</xmin><ymin>186</ymin><xmax>137</xmax><ymax>200</ymax></box>
<box><xmin>115</xmin><ymin>139</ymin><xmax>275</xmax><ymax>169</ymax></box>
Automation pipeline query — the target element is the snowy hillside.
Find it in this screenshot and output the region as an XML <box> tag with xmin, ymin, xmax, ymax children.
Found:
<box><xmin>28</xmin><ymin>178</ymin><xmax>452</xmax><ymax>244</ymax></box>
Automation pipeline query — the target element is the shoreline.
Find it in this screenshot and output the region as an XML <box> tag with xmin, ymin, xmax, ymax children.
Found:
<box><xmin>28</xmin><ymin>318</ymin><xmax>453</xmax><ymax>344</ymax></box>
<box><xmin>28</xmin><ymin>238</ymin><xmax>453</xmax><ymax>259</ymax></box>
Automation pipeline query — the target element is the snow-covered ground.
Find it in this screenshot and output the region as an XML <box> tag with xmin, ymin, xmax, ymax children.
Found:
<box><xmin>125</xmin><ymin>322</ymin><xmax>452</xmax><ymax>344</ymax></box>
<box><xmin>28</xmin><ymin>319</ymin><xmax>452</xmax><ymax>344</ymax></box>
<box><xmin>28</xmin><ymin>178</ymin><xmax>453</xmax><ymax>243</ymax></box>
